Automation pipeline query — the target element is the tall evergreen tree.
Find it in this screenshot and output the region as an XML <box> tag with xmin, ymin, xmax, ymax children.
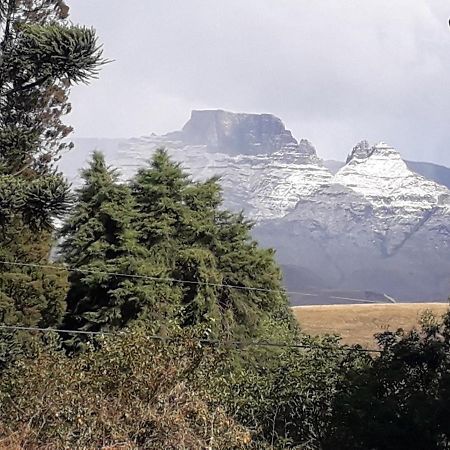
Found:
<box><xmin>0</xmin><ymin>0</ymin><xmax>105</xmax><ymax>363</ymax></box>
<box><xmin>60</xmin><ymin>152</ymin><xmax>177</xmax><ymax>335</ymax></box>
<box><xmin>0</xmin><ymin>0</ymin><xmax>104</xmax><ymax>222</ymax></box>
<box><xmin>0</xmin><ymin>1</ymin><xmax>104</xmax><ymax>178</ymax></box>
<box><xmin>131</xmin><ymin>149</ymin><xmax>293</xmax><ymax>339</ymax></box>
<box><xmin>62</xmin><ymin>149</ymin><xmax>293</xmax><ymax>340</ymax></box>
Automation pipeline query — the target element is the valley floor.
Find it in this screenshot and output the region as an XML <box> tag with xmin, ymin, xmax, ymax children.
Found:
<box><xmin>293</xmin><ymin>302</ymin><xmax>449</xmax><ymax>348</ymax></box>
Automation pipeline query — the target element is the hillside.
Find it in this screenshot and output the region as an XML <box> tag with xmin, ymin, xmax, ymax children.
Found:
<box><xmin>293</xmin><ymin>303</ymin><xmax>449</xmax><ymax>347</ymax></box>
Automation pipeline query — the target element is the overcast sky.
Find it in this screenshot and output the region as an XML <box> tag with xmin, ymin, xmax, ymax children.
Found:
<box><xmin>69</xmin><ymin>0</ymin><xmax>450</xmax><ymax>165</ymax></box>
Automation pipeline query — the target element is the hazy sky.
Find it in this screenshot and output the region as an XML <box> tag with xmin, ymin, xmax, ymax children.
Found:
<box><xmin>69</xmin><ymin>0</ymin><xmax>450</xmax><ymax>165</ymax></box>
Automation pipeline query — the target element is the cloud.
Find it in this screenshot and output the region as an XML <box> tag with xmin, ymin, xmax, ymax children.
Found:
<box><xmin>68</xmin><ymin>0</ymin><xmax>450</xmax><ymax>165</ymax></box>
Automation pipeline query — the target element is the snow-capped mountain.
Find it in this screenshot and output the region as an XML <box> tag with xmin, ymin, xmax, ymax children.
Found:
<box><xmin>333</xmin><ymin>141</ymin><xmax>450</xmax><ymax>255</ymax></box>
<box><xmin>324</xmin><ymin>158</ymin><xmax>450</xmax><ymax>190</ymax></box>
<box><xmin>67</xmin><ymin>110</ymin><xmax>450</xmax><ymax>302</ymax></box>
<box><xmin>254</xmin><ymin>140</ymin><xmax>450</xmax><ymax>301</ymax></box>
<box><xmin>108</xmin><ymin>111</ymin><xmax>333</xmax><ymax>220</ymax></box>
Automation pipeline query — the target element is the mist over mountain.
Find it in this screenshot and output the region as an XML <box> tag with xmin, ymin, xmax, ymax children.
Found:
<box><xmin>65</xmin><ymin>110</ymin><xmax>450</xmax><ymax>303</ymax></box>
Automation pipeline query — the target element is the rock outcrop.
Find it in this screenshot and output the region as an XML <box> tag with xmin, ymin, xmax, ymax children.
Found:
<box><xmin>170</xmin><ymin>109</ymin><xmax>299</xmax><ymax>154</ymax></box>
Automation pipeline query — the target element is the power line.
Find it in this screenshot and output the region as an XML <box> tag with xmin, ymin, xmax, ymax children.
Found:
<box><xmin>0</xmin><ymin>324</ymin><xmax>382</xmax><ymax>354</ymax></box>
<box><xmin>0</xmin><ymin>260</ymin><xmax>387</xmax><ymax>304</ymax></box>
<box><xmin>0</xmin><ymin>324</ymin><xmax>117</xmax><ymax>337</ymax></box>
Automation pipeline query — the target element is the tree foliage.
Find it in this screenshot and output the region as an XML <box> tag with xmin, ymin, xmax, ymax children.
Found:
<box><xmin>60</xmin><ymin>149</ymin><xmax>294</xmax><ymax>341</ymax></box>
<box><xmin>0</xmin><ymin>0</ymin><xmax>104</xmax><ymax>366</ymax></box>
<box><xmin>0</xmin><ymin>0</ymin><xmax>105</xmax><ymax>180</ymax></box>
<box><xmin>130</xmin><ymin>149</ymin><xmax>293</xmax><ymax>339</ymax></box>
<box><xmin>0</xmin><ymin>0</ymin><xmax>105</xmax><ymax>227</ymax></box>
<box><xmin>201</xmin><ymin>333</ymin><xmax>368</xmax><ymax>449</ymax></box>
<box><xmin>60</xmin><ymin>152</ymin><xmax>176</xmax><ymax>337</ymax></box>
<box><xmin>326</xmin><ymin>312</ymin><xmax>450</xmax><ymax>450</ymax></box>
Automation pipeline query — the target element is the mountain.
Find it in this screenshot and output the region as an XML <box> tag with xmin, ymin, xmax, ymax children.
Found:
<box><xmin>324</xmin><ymin>159</ymin><xmax>450</xmax><ymax>189</ymax></box>
<box><xmin>167</xmin><ymin>109</ymin><xmax>298</xmax><ymax>154</ymax></box>
<box><xmin>255</xmin><ymin>140</ymin><xmax>450</xmax><ymax>302</ymax></box>
<box><xmin>107</xmin><ymin>112</ymin><xmax>332</xmax><ymax>220</ymax></box>
<box><xmin>66</xmin><ymin>110</ymin><xmax>450</xmax><ymax>303</ymax></box>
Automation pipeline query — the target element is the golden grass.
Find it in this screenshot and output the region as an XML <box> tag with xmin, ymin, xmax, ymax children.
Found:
<box><xmin>293</xmin><ymin>303</ymin><xmax>449</xmax><ymax>348</ymax></box>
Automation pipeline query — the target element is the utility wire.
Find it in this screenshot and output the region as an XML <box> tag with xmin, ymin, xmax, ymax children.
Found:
<box><xmin>0</xmin><ymin>260</ymin><xmax>387</xmax><ymax>304</ymax></box>
<box><xmin>0</xmin><ymin>324</ymin><xmax>382</xmax><ymax>354</ymax></box>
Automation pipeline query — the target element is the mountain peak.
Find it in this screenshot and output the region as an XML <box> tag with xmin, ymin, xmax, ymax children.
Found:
<box><xmin>346</xmin><ymin>140</ymin><xmax>371</xmax><ymax>163</ymax></box>
<box><xmin>177</xmin><ymin>109</ymin><xmax>298</xmax><ymax>155</ymax></box>
<box><xmin>298</xmin><ymin>139</ymin><xmax>317</xmax><ymax>158</ymax></box>
<box><xmin>335</xmin><ymin>140</ymin><xmax>449</xmax><ymax>220</ymax></box>
<box><xmin>371</xmin><ymin>141</ymin><xmax>402</xmax><ymax>159</ymax></box>
<box><xmin>346</xmin><ymin>140</ymin><xmax>402</xmax><ymax>165</ymax></box>
<box><xmin>338</xmin><ymin>141</ymin><xmax>412</xmax><ymax>185</ymax></box>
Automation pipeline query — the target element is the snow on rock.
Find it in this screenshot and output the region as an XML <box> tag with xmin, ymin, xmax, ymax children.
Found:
<box><xmin>337</xmin><ymin>141</ymin><xmax>449</xmax><ymax>213</ymax></box>
<box><xmin>110</xmin><ymin>112</ymin><xmax>333</xmax><ymax>220</ymax></box>
<box><xmin>68</xmin><ymin>110</ymin><xmax>450</xmax><ymax>300</ymax></box>
<box><xmin>333</xmin><ymin>141</ymin><xmax>450</xmax><ymax>250</ymax></box>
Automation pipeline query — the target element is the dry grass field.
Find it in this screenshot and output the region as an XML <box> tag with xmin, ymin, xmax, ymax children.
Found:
<box><xmin>293</xmin><ymin>303</ymin><xmax>449</xmax><ymax>348</ymax></box>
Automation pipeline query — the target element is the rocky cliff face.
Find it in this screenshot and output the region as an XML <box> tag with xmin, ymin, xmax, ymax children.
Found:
<box><xmin>69</xmin><ymin>110</ymin><xmax>450</xmax><ymax>302</ymax></box>
<box><xmin>170</xmin><ymin>109</ymin><xmax>299</xmax><ymax>155</ymax></box>
<box><xmin>110</xmin><ymin>111</ymin><xmax>332</xmax><ymax>220</ymax></box>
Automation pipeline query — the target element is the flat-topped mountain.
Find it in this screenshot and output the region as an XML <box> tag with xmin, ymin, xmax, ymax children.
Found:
<box><xmin>67</xmin><ymin>110</ymin><xmax>450</xmax><ymax>302</ymax></box>
<box><xmin>168</xmin><ymin>109</ymin><xmax>299</xmax><ymax>155</ymax></box>
<box><xmin>104</xmin><ymin>111</ymin><xmax>332</xmax><ymax>220</ymax></box>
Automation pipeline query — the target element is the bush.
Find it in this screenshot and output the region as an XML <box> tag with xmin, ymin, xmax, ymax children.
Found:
<box><xmin>0</xmin><ymin>330</ymin><xmax>251</xmax><ymax>449</ymax></box>
<box><xmin>201</xmin><ymin>333</ymin><xmax>369</xmax><ymax>449</ymax></box>
<box><xmin>325</xmin><ymin>312</ymin><xmax>450</xmax><ymax>450</ymax></box>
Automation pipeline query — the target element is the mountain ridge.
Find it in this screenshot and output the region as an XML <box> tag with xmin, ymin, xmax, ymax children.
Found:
<box><xmin>324</xmin><ymin>159</ymin><xmax>450</xmax><ymax>190</ymax></box>
<box><xmin>64</xmin><ymin>110</ymin><xmax>450</xmax><ymax>301</ymax></box>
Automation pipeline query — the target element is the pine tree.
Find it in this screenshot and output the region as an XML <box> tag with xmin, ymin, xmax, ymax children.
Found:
<box><xmin>0</xmin><ymin>0</ymin><xmax>105</xmax><ymax>364</ymax></box>
<box><xmin>0</xmin><ymin>0</ymin><xmax>105</xmax><ymax>221</ymax></box>
<box><xmin>131</xmin><ymin>149</ymin><xmax>293</xmax><ymax>340</ymax></box>
<box><xmin>62</xmin><ymin>149</ymin><xmax>293</xmax><ymax>341</ymax></box>
<box><xmin>0</xmin><ymin>1</ymin><xmax>104</xmax><ymax>166</ymax></box>
<box><xmin>60</xmin><ymin>152</ymin><xmax>177</xmax><ymax>335</ymax></box>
